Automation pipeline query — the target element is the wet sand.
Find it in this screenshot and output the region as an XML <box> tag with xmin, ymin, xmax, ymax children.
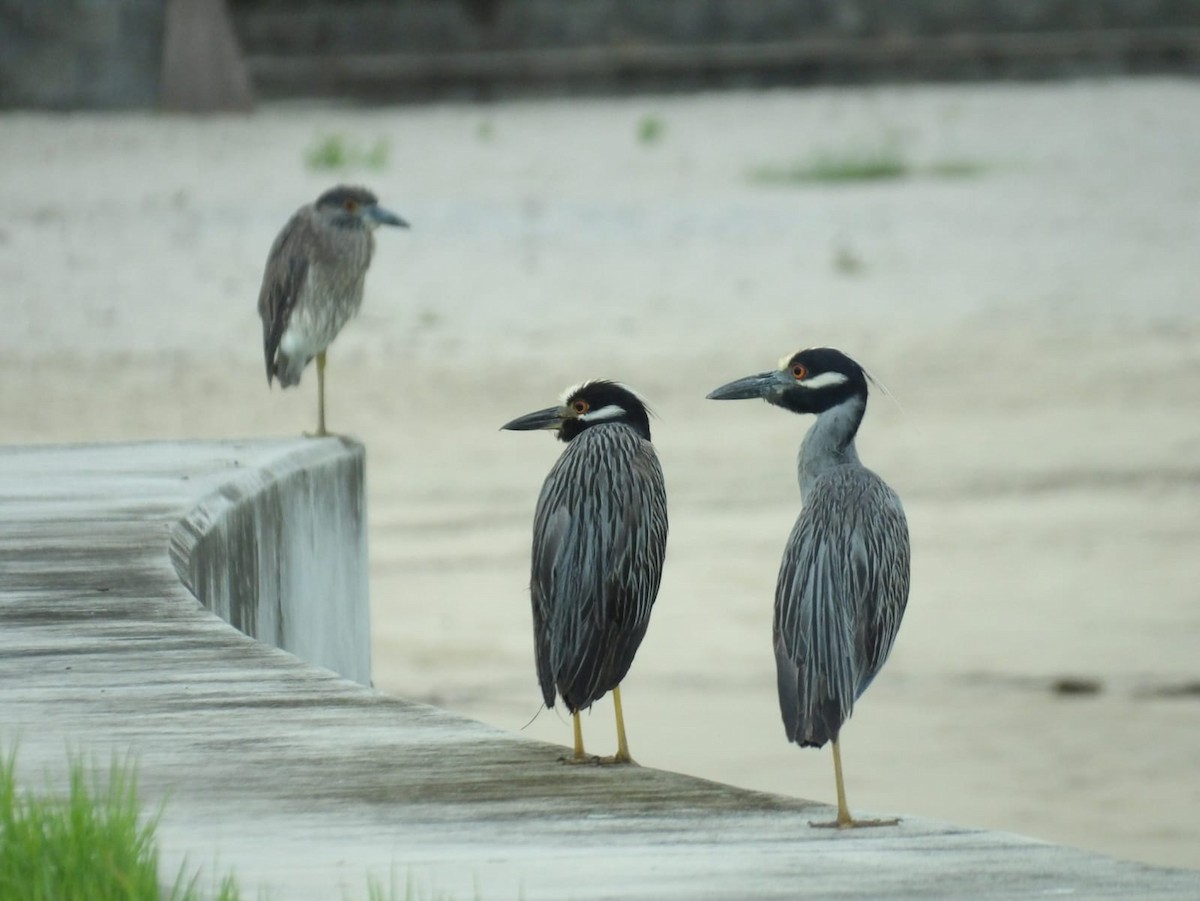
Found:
<box><xmin>1</xmin><ymin>78</ymin><xmax>1197</xmax><ymax>869</ymax></box>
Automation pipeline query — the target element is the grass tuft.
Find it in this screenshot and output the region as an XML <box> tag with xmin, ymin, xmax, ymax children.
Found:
<box><xmin>0</xmin><ymin>748</ymin><xmax>238</xmax><ymax>901</ymax></box>
<box><xmin>749</xmin><ymin>145</ymin><xmax>987</xmax><ymax>185</ymax></box>
<box><xmin>362</xmin><ymin>868</ymin><xmax>460</xmax><ymax>901</ymax></box>
<box><xmin>925</xmin><ymin>159</ymin><xmax>988</xmax><ymax>179</ymax></box>
<box><xmin>750</xmin><ymin>145</ymin><xmax>908</xmax><ymax>184</ymax></box>
<box><xmin>305</xmin><ymin>134</ymin><xmax>391</xmax><ymax>172</ymax></box>
<box><xmin>305</xmin><ymin>134</ymin><xmax>349</xmax><ymax>170</ymax></box>
<box><xmin>1</xmin><ymin>749</ymin><xmax>473</xmax><ymax>900</ymax></box>
<box><xmin>636</xmin><ymin>115</ymin><xmax>665</xmax><ymax>146</ymax></box>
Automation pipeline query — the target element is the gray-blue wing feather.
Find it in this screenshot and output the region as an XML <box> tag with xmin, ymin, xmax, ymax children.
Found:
<box><xmin>530</xmin><ymin>425</ymin><xmax>668</xmax><ymax>711</ymax></box>
<box><xmin>256</xmin><ymin>210</ymin><xmax>312</xmax><ymax>384</ymax></box>
<box><xmin>774</xmin><ymin>466</ymin><xmax>909</xmax><ymax>747</ymax></box>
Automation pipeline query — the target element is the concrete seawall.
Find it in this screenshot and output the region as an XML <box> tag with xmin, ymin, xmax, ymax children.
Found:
<box><xmin>168</xmin><ymin>438</ymin><xmax>370</xmax><ymax>686</ymax></box>
<box><xmin>0</xmin><ymin>440</ymin><xmax>1195</xmax><ymax>899</ymax></box>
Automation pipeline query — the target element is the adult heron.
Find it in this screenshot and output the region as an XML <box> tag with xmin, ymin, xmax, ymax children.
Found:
<box><xmin>503</xmin><ymin>380</ymin><xmax>669</xmax><ymax>764</ymax></box>
<box><xmin>708</xmin><ymin>347</ymin><xmax>910</xmax><ymax>828</ymax></box>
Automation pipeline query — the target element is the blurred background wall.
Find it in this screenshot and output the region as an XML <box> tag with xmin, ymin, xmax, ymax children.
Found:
<box><xmin>0</xmin><ymin>0</ymin><xmax>165</xmax><ymax>109</ymax></box>
<box><xmin>4</xmin><ymin>0</ymin><xmax>1200</xmax><ymax>109</ymax></box>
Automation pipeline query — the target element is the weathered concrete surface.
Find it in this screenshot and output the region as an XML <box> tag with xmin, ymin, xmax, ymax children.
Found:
<box><xmin>169</xmin><ymin>438</ymin><xmax>370</xmax><ymax>686</ymax></box>
<box><xmin>0</xmin><ymin>441</ymin><xmax>1195</xmax><ymax>899</ymax></box>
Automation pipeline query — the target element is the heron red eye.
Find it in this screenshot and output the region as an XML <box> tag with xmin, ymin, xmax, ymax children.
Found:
<box><xmin>572</xmin><ymin>400</ymin><xmax>589</xmax><ymax>415</ymax></box>
<box><xmin>343</xmin><ymin>199</ymin><xmax>358</xmax><ymax>212</ymax></box>
<box><xmin>791</xmin><ymin>364</ymin><xmax>808</xmax><ymax>380</ymax></box>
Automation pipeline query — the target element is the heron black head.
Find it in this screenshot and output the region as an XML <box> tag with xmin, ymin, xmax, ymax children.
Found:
<box><xmin>706</xmin><ymin>347</ymin><xmax>869</xmax><ymax>415</ymax></box>
<box><xmin>501</xmin><ymin>380</ymin><xmax>653</xmax><ymax>443</ymax></box>
<box><xmin>315</xmin><ymin>184</ymin><xmax>409</xmax><ymax>230</ymax></box>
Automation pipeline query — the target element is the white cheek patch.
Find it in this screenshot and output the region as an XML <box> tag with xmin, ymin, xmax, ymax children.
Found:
<box><xmin>579</xmin><ymin>404</ymin><xmax>626</xmax><ymax>422</ymax></box>
<box><xmin>799</xmin><ymin>371</ymin><xmax>850</xmax><ymax>390</ymax></box>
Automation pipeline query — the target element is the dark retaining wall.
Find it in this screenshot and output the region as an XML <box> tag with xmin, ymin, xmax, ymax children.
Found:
<box><xmin>232</xmin><ymin>0</ymin><xmax>1200</xmax><ymax>100</ymax></box>
<box><xmin>3</xmin><ymin>1</ymin><xmax>1200</xmax><ymax>108</ymax></box>
<box><xmin>0</xmin><ymin>0</ymin><xmax>165</xmax><ymax>109</ymax></box>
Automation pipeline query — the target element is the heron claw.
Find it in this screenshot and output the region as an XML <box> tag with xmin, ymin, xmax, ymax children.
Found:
<box><xmin>809</xmin><ymin>816</ymin><xmax>900</xmax><ymax>830</ymax></box>
<box><xmin>559</xmin><ymin>753</ymin><xmax>602</xmax><ymax>766</ymax></box>
<box><xmin>596</xmin><ymin>752</ymin><xmax>638</xmax><ymax>766</ymax></box>
<box><xmin>556</xmin><ymin>752</ymin><xmax>638</xmax><ymax>767</ymax></box>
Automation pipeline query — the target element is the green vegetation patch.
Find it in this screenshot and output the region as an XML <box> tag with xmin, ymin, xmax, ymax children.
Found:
<box><xmin>305</xmin><ymin>134</ymin><xmax>391</xmax><ymax>172</ymax></box>
<box><xmin>749</xmin><ymin>145</ymin><xmax>907</xmax><ymax>184</ymax></box>
<box><xmin>0</xmin><ymin>748</ymin><xmax>480</xmax><ymax>899</ymax></box>
<box><xmin>925</xmin><ymin>159</ymin><xmax>989</xmax><ymax>179</ymax></box>
<box><xmin>0</xmin><ymin>749</ymin><xmax>237</xmax><ymax>901</ymax></box>
<box><xmin>750</xmin><ymin>145</ymin><xmax>987</xmax><ymax>185</ymax></box>
<box><xmin>636</xmin><ymin>115</ymin><xmax>665</xmax><ymax>146</ymax></box>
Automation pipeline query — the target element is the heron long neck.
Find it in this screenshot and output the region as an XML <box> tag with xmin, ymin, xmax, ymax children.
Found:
<box><xmin>798</xmin><ymin>395</ymin><xmax>865</xmax><ymax>500</ymax></box>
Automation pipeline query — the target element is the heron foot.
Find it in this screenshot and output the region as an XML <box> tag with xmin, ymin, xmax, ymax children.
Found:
<box><xmin>810</xmin><ymin>815</ymin><xmax>900</xmax><ymax>830</ymax></box>
<box><xmin>557</xmin><ymin>751</ymin><xmax>637</xmax><ymax>766</ymax></box>
<box><xmin>596</xmin><ymin>752</ymin><xmax>638</xmax><ymax>766</ymax></box>
<box><xmin>559</xmin><ymin>752</ymin><xmax>602</xmax><ymax>766</ymax></box>
<box><xmin>302</xmin><ymin>429</ymin><xmax>342</xmax><ymax>439</ymax></box>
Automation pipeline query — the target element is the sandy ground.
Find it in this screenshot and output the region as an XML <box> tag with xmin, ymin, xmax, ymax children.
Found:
<box><xmin>1</xmin><ymin>78</ymin><xmax>1197</xmax><ymax>871</ymax></box>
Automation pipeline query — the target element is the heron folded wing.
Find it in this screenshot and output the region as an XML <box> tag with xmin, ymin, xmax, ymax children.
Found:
<box><xmin>257</xmin><ymin>210</ymin><xmax>312</xmax><ymax>384</ymax></box>
<box><xmin>535</xmin><ymin>489</ymin><xmax>610</xmax><ymax>710</ymax></box>
<box><xmin>774</xmin><ymin>468</ymin><xmax>911</xmax><ymax>745</ymax></box>
<box><xmin>606</xmin><ymin>441</ymin><xmax>668</xmax><ymax>630</ymax></box>
<box><xmin>846</xmin><ymin>475</ymin><xmax>910</xmax><ymax>697</ymax></box>
<box><xmin>774</xmin><ymin>494</ymin><xmax>857</xmax><ymax>745</ymax></box>
<box><xmin>531</xmin><ymin>500</ymin><xmax>570</xmax><ymax>708</ymax></box>
<box><xmin>570</xmin><ymin>440</ymin><xmax>667</xmax><ymax>703</ymax></box>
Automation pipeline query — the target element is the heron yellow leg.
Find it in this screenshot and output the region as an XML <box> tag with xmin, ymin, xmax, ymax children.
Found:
<box><xmin>611</xmin><ymin>684</ymin><xmax>633</xmax><ymax>763</ymax></box>
<box><xmin>314</xmin><ymin>350</ymin><xmax>328</xmax><ymax>437</ymax></box>
<box><xmin>810</xmin><ymin>737</ymin><xmax>900</xmax><ymax>830</ymax></box>
<box><xmin>592</xmin><ymin>684</ymin><xmax>636</xmax><ymax>766</ymax></box>
<box><xmin>572</xmin><ymin>710</ymin><xmax>586</xmax><ymax>761</ymax></box>
<box><xmin>561</xmin><ymin>710</ymin><xmax>597</xmax><ymax>765</ymax></box>
<box><xmin>562</xmin><ymin>693</ymin><xmax>637</xmax><ymax>766</ymax></box>
<box><xmin>831</xmin><ymin>737</ymin><xmax>853</xmax><ymax>826</ymax></box>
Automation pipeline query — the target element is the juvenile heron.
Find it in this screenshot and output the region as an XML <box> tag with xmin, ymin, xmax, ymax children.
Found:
<box><xmin>707</xmin><ymin>347</ymin><xmax>910</xmax><ymax>828</ymax></box>
<box><xmin>502</xmin><ymin>380</ymin><xmax>668</xmax><ymax>764</ymax></box>
<box><xmin>257</xmin><ymin>185</ymin><xmax>408</xmax><ymax>436</ymax></box>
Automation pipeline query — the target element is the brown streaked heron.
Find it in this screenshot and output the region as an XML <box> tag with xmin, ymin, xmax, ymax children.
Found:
<box><xmin>257</xmin><ymin>185</ymin><xmax>408</xmax><ymax>436</ymax></box>
<box><xmin>502</xmin><ymin>380</ymin><xmax>669</xmax><ymax>764</ymax></box>
<box><xmin>708</xmin><ymin>347</ymin><xmax>910</xmax><ymax>828</ymax></box>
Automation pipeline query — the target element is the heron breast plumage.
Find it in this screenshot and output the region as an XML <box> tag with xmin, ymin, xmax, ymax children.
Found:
<box><xmin>531</xmin><ymin>423</ymin><xmax>668</xmax><ymax>712</ymax></box>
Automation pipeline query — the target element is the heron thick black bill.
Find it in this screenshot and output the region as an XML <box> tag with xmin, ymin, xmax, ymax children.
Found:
<box><xmin>368</xmin><ymin>205</ymin><xmax>409</xmax><ymax>228</ymax></box>
<box><xmin>500</xmin><ymin>406</ymin><xmax>563</xmax><ymax>432</ymax></box>
<box><xmin>706</xmin><ymin>371</ymin><xmax>782</xmax><ymax>401</ymax></box>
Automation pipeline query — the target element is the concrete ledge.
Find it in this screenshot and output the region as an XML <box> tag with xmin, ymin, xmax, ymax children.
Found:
<box><xmin>0</xmin><ymin>441</ymin><xmax>1195</xmax><ymax>899</ymax></box>
<box><xmin>169</xmin><ymin>438</ymin><xmax>370</xmax><ymax>686</ymax></box>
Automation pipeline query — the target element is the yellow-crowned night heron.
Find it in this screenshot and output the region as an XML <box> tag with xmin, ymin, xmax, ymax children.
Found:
<box><xmin>707</xmin><ymin>347</ymin><xmax>910</xmax><ymax>828</ymax></box>
<box><xmin>257</xmin><ymin>185</ymin><xmax>408</xmax><ymax>436</ymax></box>
<box><xmin>502</xmin><ymin>380</ymin><xmax>668</xmax><ymax>764</ymax></box>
